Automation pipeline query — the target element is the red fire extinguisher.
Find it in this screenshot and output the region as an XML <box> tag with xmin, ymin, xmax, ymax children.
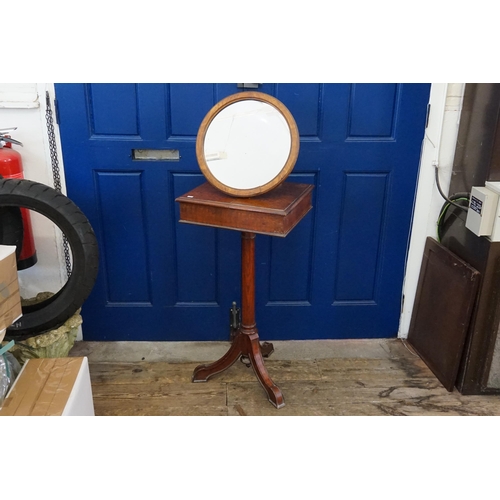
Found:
<box><xmin>0</xmin><ymin>130</ymin><xmax>37</xmax><ymax>269</ymax></box>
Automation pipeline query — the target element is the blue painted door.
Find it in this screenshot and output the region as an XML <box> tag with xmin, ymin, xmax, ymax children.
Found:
<box><xmin>55</xmin><ymin>83</ymin><xmax>430</xmax><ymax>341</ymax></box>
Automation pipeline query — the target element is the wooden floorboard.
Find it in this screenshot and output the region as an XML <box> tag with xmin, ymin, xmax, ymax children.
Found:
<box><xmin>86</xmin><ymin>342</ymin><xmax>500</xmax><ymax>416</ymax></box>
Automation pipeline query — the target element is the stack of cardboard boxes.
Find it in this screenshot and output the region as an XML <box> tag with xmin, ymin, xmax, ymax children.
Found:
<box><xmin>0</xmin><ymin>245</ymin><xmax>94</xmax><ymax>416</ymax></box>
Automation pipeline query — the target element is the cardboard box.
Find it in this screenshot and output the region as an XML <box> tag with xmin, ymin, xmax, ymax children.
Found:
<box><xmin>0</xmin><ymin>245</ymin><xmax>22</xmax><ymax>340</ymax></box>
<box><xmin>0</xmin><ymin>357</ymin><xmax>95</xmax><ymax>416</ymax></box>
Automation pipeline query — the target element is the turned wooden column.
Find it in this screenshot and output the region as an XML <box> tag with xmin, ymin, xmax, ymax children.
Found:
<box><xmin>241</xmin><ymin>232</ymin><xmax>256</xmax><ymax>331</ymax></box>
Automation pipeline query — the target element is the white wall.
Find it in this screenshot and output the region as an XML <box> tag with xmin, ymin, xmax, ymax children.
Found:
<box><xmin>1</xmin><ymin>82</ymin><xmax>464</xmax><ymax>340</ymax></box>
<box><xmin>0</xmin><ymin>83</ymin><xmax>68</xmax><ymax>300</ymax></box>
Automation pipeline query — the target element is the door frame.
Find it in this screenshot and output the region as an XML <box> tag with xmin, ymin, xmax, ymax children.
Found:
<box><xmin>399</xmin><ymin>83</ymin><xmax>465</xmax><ymax>337</ymax></box>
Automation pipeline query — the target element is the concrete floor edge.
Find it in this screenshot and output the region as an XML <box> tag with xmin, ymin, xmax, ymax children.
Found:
<box><xmin>69</xmin><ymin>338</ymin><xmax>411</xmax><ymax>363</ymax></box>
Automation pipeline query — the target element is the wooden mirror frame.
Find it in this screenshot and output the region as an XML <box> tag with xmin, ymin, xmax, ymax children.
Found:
<box><xmin>196</xmin><ymin>91</ymin><xmax>300</xmax><ymax>198</ymax></box>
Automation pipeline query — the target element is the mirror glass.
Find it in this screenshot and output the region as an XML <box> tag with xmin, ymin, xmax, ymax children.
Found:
<box><xmin>197</xmin><ymin>92</ymin><xmax>299</xmax><ymax>197</ymax></box>
<box><xmin>203</xmin><ymin>99</ymin><xmax>291</xmax><ymax>190</ymax></box>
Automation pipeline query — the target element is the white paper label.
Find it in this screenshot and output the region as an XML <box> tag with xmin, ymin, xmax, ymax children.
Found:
<box><xmin>205</xmin><ymin>151</ymin><xmax>228</xmax><ymax>162</ymax></box>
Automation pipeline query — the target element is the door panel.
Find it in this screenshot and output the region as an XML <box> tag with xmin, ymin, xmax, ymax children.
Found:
<box><xmin>263</xmin><ymin>172</ymin><xmax>317</xmax><ymax>305</ymax></box>
<box><xmin>348</xmin><ymin>83</ymin><xmax>398</xmax><ymax>138</ymax></box>
<box><xmin>55</xmin><ymin>83</ymin><xmax>430</xmax><ymax>340</ymax></box>
<box><xmin>96</xmin><ymin>171</ymin><xmax>151</xmax><ymax>304</ymax></box>
<box><xmin>88</xmin><ymin>83</ymin><xmax>140</xmax><ymax>136</ymax></box>
<box><xmin>334</xmin><ymin>172</ymin><xmax>388</xmax><ymax>302</ymax></box>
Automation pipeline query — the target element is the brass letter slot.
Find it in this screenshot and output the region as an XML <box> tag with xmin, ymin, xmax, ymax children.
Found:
<box><xmin>133</xmin><ymin>149</ymin><xmax>180</xmax><ymax>161</ymax></box>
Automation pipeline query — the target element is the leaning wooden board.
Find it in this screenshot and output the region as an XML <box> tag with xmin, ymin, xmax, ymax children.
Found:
<box><xmin>407</xmin><ymin>237</ymin><xmax>480</xmax><ymax>391</ymax></box>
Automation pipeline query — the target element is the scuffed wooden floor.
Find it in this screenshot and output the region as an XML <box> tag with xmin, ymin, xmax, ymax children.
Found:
<box><xmin>86</xmin><ymin>341</ymin><xmax>500</xmax><ymax>416</ymax></box>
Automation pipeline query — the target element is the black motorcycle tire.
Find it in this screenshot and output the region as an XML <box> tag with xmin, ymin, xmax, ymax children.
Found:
<box><xmin>0</xmin><ymin>178</ymin><xmax>98</xmax><ymax>340</ymax></box>
<box><xmin>0</xmin><ymin>206</ymin><xmax>24</xmax><ymax>260</ymax></box>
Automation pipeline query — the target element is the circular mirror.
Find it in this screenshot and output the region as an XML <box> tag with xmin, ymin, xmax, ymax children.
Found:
<box><xmin>196</xmin><ymin>92</ymin><xmax>299</xmax><ymax>197</ymax></box>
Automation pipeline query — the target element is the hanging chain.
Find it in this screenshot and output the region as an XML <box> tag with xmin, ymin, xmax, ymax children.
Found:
<box><xmin>45</xmin><ymin>91</ymin><xmax>72</xmax><ymax>279</ymax></box>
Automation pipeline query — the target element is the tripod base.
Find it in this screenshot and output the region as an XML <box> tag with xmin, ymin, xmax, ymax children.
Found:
<box><xmin>192</xmin><ymin>329</ymin><xmax>284</xmax><ymax>409</ymax></box>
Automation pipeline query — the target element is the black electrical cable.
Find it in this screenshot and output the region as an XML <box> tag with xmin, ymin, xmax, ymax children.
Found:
<box><xmin>437</xmin><ymin>194</ymin><xmax>469</xmax><ymax>242</ymax></box>
<box><xmin>434</xmin><ymin>164</ymin><xmax>469</xmax><ymax>212</ymax></box>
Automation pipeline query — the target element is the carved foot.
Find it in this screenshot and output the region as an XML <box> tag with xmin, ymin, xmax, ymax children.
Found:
<box><xmin>245</xmin><ymin>334</ymin><xmax>285</xmax><ymax>409</ymax></box>
<box><xmin>192</xmin><ymin>335</ymin><xmax>243</xmax><ymax>382</ymax></box>
<box><xmin>260</xmin><ymin>341</ymin><xmax>274</xmax><ymax>358</ymax></box>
